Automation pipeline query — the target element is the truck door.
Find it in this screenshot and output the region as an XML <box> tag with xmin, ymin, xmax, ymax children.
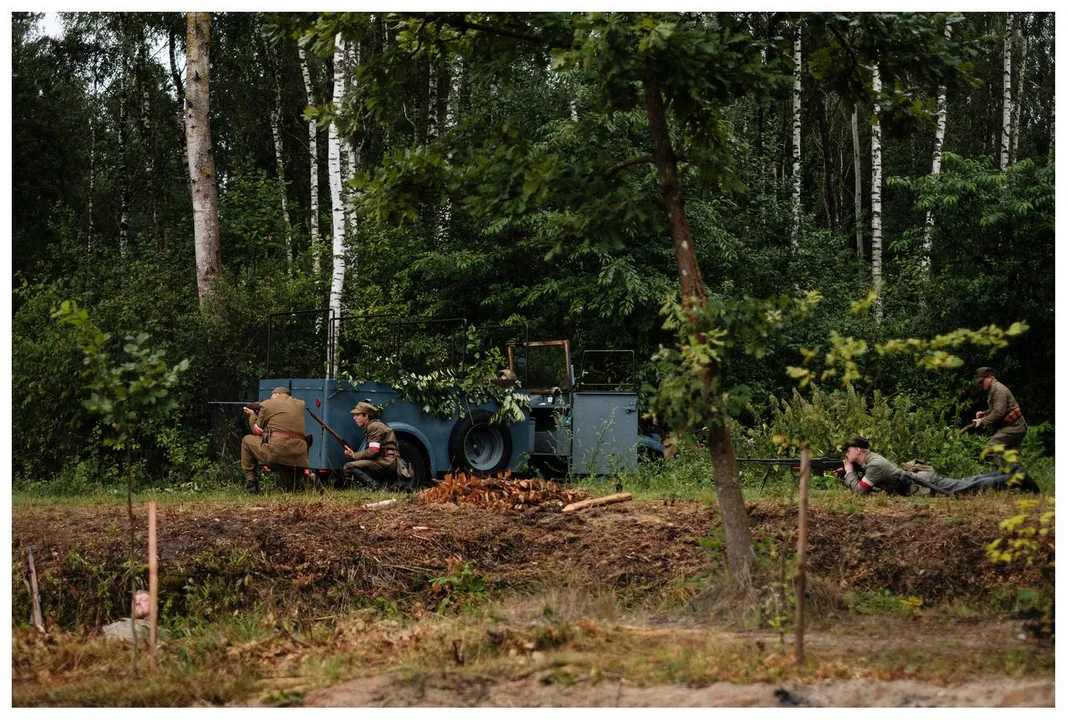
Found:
<box><xmin>570</xmin><ymin>350</ymin><xmax>639</xmax><ymax>475</ymax></box>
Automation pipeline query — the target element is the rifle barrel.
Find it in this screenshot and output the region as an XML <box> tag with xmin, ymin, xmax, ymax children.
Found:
<box><xmin>306</xmin><ymin>408</ymin><xmax>352</xmax><ymax>451</ymax></box>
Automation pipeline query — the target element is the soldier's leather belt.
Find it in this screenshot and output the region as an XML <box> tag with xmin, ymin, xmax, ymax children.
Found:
<box><xmin>270</xmin><ymin>430</ymin><xmax>307</xmax><ymax>441</ymax></box>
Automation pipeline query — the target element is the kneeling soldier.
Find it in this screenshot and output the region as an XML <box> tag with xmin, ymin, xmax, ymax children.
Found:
<box><xmin>241</xmin><ymin>387</ymin><xmax>309</xmax><ymax>493</ymax></box>
<box><xmin>344</xmin><ymin>401</ymin><xmax>400</xmax><ymax>487</ymax></box>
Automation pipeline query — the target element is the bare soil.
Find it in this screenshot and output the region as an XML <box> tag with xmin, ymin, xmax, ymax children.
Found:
<box><xmin>10</xmin><ymin>490</ymin><xmax>1055</xmax><ymax>707</ymax></box>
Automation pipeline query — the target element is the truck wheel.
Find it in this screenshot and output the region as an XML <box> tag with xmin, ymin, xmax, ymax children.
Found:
<box><xmin>448</xmin><ymin>409</ymin><xmax>512</xmax><ymax>473</ymax></box>
<box><xmin>397</xmin><ymin>435</ymin><xmax>431</xmax><ymax>491</ymax></box>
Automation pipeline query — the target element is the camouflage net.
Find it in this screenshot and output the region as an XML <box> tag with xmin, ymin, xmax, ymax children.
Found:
<box><xmin>418</xmin><ymin>472</ymin><xmax>587</xmax><ymax>512</ymax></box>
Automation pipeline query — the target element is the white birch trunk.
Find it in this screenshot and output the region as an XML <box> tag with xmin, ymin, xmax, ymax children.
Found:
<box><xmin>138</xmin><ymin>37</ymin><xmax>160</xmax><ymax>251</ymax></box>
<box><xmin>328</xmin><ymin>34</ymin><xmax>348</xmax><ymax>377</ymax></box>
<box><xmin>343</xmin><ymin>41</ymin><xmax>359</xmax><ymax>294</ymax></box>
<box><xmin>266</xmin><ymin>44</ymin><xmax>293</xmax><ymax>266</ymax></box>
<box><xmin>185</xmin><ymin>12</ymin><xmax>222</xmax><ymax>309</ymax></box>
<box><xmin>791</xmin><ymin>28</ymin><xmax>802</xmax><ymax>246</ymax></box>
<box><xmin>436</xmin><ymin>57</ymin><xmax>464</xmax><ymax>245</ymax></box>
<box><xmin>1011</xmin><ymin>14</ymin><xmax>1029</xmax><ymax>164</ymax></box>
<box><xmin>871</xmin><ymin>66</ymin><xmax>883</xmax><ymax>324</ymax></box>
<box><xmin>1000</xmin><ymin>13</ymin><xmax>1014</xmax><ymax>170</ymax></box>
<box><xmin>922</xmin><ymin>21</ymin><xmax>952</xmax><ymax>275</ymax></box>
<box><xmin>426</xmin><ymin>58</ymin><xmax>439</xmax><ymax>143</ymax></box>
<box><xmin>118</xmin><ymin>51</ymin><xmax>130</xmax><ymax>258</ymax></box>
<box><xmin>851</xmin><ymin>105</ymin><xmax>863</xmax><ymax>260</ymax></box>
<box><xmin>299</xmin><ymin>47</ymin><xmax>321</xmax><ymax>276</ymax></box>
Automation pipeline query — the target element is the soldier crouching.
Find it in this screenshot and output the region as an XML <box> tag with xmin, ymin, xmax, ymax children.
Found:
<box><xmin>241</xmin><ymin>386</ymin><xmax>309</xmax><ymax>493</ymax></box>
<box><xmin>343</xmin><ymin>401</ymin><xmax>400</xmax><ymax>488</ymax></box>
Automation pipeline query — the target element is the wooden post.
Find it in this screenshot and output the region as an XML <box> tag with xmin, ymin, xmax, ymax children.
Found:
<box><xmin>148</xmin><ymin>501</ymin><xmax>159</xmax><ymax>670</ymax></box>
<box><xmin>794</xmin><ymin>447</ymin><xmax>810</xmax><ymax>663</ymax></box>
<box><xmin>25</xmin><ymin>547</ymin><xmax>45</xmax><ymax>633</ymax></box>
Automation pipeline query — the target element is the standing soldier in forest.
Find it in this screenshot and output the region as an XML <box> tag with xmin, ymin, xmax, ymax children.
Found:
<box><xmin>344</xmin><ymin>401</ymin><xmax>400</xmax><ymax>487</ymax></box>
<box><xmin>971</xmin><ymin>367</ymin><xmax>1027</xmax><ymax>461</ymax></box>
<box><xmin>241</xmin><ymin>387</ymin><xmax>309</xmax><ymax>494</ymax></box>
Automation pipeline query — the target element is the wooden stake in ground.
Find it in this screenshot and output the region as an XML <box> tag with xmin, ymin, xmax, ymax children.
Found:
<box><xmin>25</xmin><ymin>547</ymin><xmax>45</xmax><ymax>633</ymax></box>
<box><xmin>148</xmin><ymin>501</ymin><xmax>158</xmax><ymax>670</ymax></box>
<box><xmin>794</xmin><ymin>447</ymin><xmax>810</xmax><ymax>663</ymax></box>
<box><xmin>562</xmin><ymin>492</ymin><xmax>633</xmax><ymax>513</ymax></box>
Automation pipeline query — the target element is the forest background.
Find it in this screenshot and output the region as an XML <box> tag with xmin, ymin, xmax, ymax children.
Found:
<box><xmin>8</xmin><ymin>11</ymin><xmax>1055</xmax><ymax>493</ymax></box>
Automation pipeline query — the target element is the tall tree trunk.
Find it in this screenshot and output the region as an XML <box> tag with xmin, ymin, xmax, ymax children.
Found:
<box><xmin>851</xmin><ymin>105</ymin><xmax>863</xmax><ymax>260</ymax></box>
<box><xmin>137</xmin><ymin>35</ymin><xmax>160</xmax><ymax>251</ymax></box>
<box><xmin>169</xmin><ymin>22</ymin><xmax>190</xmax><ymax>195</ymax></box>
<box><xmin>436</xmin><ymin>56</ymin><xmax>463</xmax><ymax>245</ymax></box>
<box><xmin>923</xmin><ymin>21</ymin><xmax>952</xmax><ymax>276</ymax></box>
<box><xmin>816</xmin><ymin>92</ymin><xmax>837</xmax><ymax>231</ymax></box>
<box><xmin>643</xmin><ymin>75</ymin><xmax>752</xmax><ymax>584</ymax></box>
<box><xmin>117</xmin><ymin>28</ymin><xmax>131</xmax><ymax>258</ymax></box>
<box><xmin>265</xmin><ymin>39</ymin><xmax>293</xmax><ymax>265</ymax></box>
<box><xmin>298</xmin><ymin>46</ymin><xmax>321</xmax><ymax>276</ymax></box>
<box><xmin>791</xmin><ymin>26</ymin><xmax>802</xmax><ymax>245</ymax></box>
<box><xmin>328</xmin><ymin>33</ymin><xmax>348</xmax><ymax>377</ymax></box>
<box><xmin>1010</xmin><ymin>13</ymin><xmax>1030</xmax><ymax>164</ymax></box>
<box><xmin>871</xmin><ymin>65</ymin><xmax>884</xmax><ymax>325</ymax></box>
<box><xmin>184</xmin><ymin>12</ymin><xmax>222</xmax><ymax>309</ymax></box>
<box><xmin>426</xmin><ymin>57</ymin><xmax>439</xmax><ymax>144</ymax></box>
<box><xmin>1000</xmin><ymin>13</ymin><xmax>1014</xmax><ymax>170</ymax></box>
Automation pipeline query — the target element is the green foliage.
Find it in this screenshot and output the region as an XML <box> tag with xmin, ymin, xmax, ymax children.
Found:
<box><xmin>652</xmin><ymin>290</ymin><xmax>822</xmax><ymax>434</ymax></box>
<box><xmin>53</xmin><ymin>300</ymin><xmax>190</xmax><ymax>453</ymax></box>
<box><xmin>737</xmin><ymin>385</ymin><xmax>988</xmax><ymax>480</ymax></box>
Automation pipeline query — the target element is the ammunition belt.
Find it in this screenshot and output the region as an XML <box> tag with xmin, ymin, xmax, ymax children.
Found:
<box><xmin>1002</xmin><ymin>406</ymin><xmax>1023</xmax><ymax>426</ymax></box>
<box><xmin>270</xmin><ymin>429</ymin><xmax>307</xmax><ymax>441</ymax></box>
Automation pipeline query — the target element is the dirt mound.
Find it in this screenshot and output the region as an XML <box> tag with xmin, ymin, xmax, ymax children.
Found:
<box><xmin>11</xmin><ymin>494</ymin><xmax>1053</xmax><ymax>630</ymax></box>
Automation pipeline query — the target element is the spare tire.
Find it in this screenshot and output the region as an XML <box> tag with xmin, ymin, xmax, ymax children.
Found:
<box><xmin>448</xmin><ymin>409</ymin><xmax>512</xmax><ymax>473</ymax></box>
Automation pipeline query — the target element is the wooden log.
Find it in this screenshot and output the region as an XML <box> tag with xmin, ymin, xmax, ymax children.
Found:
<box><xmin>148</xmin><ymin>501</ymin><xmax>158</xmax><ymax>670</ymax></box>
<box><xmin>562</xmin><ymin>492</ymin><xmax>632</xmax><ymax>513</ymax></box>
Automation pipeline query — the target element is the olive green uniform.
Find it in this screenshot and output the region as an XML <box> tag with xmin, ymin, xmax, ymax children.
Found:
<box><xmin>241</xmin><ymin>394</ymin><xmax>309</xmax><ymax>490</ymax></box>
<box><xmin>344</xmin><ymin>418</ymin><xmax>399</xmax><ymax>485</ymax></box>
<box><xmin>839</xmin><ymin>451</ymin><xmax>1037</xmax><ymax>496</ymax></box>
<box><xmin>980</xmin><ymin>379</ymin><xmax>1027</xmax><ymax>453</ymax></box>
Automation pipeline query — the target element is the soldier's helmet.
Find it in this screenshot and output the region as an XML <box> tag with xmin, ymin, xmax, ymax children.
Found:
<box><xmin>497</xmin><ymin>368</ymin><xmax>517</xmax><ymax>381</ymax></box>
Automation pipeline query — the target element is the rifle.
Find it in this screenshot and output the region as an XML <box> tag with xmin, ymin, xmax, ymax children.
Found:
<box><xmin>737</xmin><ymin>457</ymin><xmax>845</xmax><ymax>495</ymax></box>
<box><xmin>208</xmin><ymin>401</ymin><xmax>261</xmax><ymax>412</ymax></box>
<box><xmin>956</xmin><ymin>423</ymin><xmax>976</xmax><ymax>435</ymax></box>
<box><xmin>306</xmin><ymin>408</ymin><xmax>353</xmax><ymax>453</ymax></box>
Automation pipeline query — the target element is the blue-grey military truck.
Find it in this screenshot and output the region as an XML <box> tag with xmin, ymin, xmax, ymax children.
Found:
<box><xmin>224</xmin><ymin>312</ymin><xmax>666</xmax><ymax>489</ymax></box>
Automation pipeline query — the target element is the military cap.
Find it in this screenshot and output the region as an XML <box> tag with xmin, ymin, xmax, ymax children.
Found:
<box><xmin>973</xmin><ymin>366</ymin><xmax>996</xmax><ymax>380</ymax></box>
<box><xmin>272</xmin><ymin>386</ymin><xmax>292</xmax><ymax>395</ymax></box>
<box><xmin>351</xmin><ymin>401</ymin><xmax>378</xmax><ymax>417</ymax></box>
<box><xmin>842</xmin><ymin>435</ymin><xmax>870</xmax><ymax>450</ymax></box>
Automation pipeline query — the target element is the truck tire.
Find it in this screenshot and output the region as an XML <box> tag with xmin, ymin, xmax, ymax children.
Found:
<box><xmin>448</xmin><ymin>409</ymin><xmax>512</xmax><ymax>474</ymax></box>
<box><xmin>397</xmin><ymin>434</ymin><xmax>431</xmax><ymax>491</ymax></box>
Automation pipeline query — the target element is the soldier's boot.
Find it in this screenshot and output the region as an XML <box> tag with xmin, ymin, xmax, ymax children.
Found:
<box><xmin>245</xmin><ymin>467</ymin><xmax>260</xmax><ymax>494</ymax></box>
<box><xmin>1009</xmin><ymin>464</ymin><xmax>1041</xmax><ymax>494</ymax></box>
<box><xmin>345</xmin><ymin>467</ymin><xmax>381</xmax><ymax>490</ymax></box>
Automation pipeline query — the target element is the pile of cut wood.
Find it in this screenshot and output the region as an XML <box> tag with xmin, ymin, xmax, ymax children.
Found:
<box><xmin>419</xmin><ymin>472</ymin><xmax>587</xmax><ymax>511</ymax></box>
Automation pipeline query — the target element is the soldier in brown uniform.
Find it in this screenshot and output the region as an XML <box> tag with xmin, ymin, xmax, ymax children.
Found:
<box><xmin>838</xmin><ymin>435</ymin><xmax>1038</xmax><ymax>496</ymax></box>
<box><xmin>343</xmin><ymin>401</ymin><xmax>400</xmax><ymax>487</ymax></box>
<box><xmin>241</xmin><ymin>387</ymin><xmax>309</xmax><ymax>493</ymax></box>
<box><xmin>971</xmin><ymin>367</ymin><xmax>1027</xmax><ymax>460</ymax></box>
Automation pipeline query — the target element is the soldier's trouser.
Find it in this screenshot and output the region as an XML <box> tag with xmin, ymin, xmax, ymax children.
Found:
<box><xmin>924</xmin><ymin>470</ymin><xmax>1023</xmax><ymax>495</ymax></box>
<box><xmin>241</xmin><ymin>435</ymin><xmax>302</xmax><ymax>491</ymax></box>
<box><xmin>344</xmin><ymin>459</ymin><xmax>396</xmax><ymax>487</ymax></box>
<box><xmin>985</xmin><ymin>426</ymin><xmax>1026</xmax><ymax>462</ymax></box>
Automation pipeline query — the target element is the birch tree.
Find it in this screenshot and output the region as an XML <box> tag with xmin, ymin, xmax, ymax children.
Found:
<box><xmin>137</xmin><ymin>32</ymin><xmax>160</xmax><ymax>251</ymax></box>
<box><xmin>922</xmin><ymin>21</ymin><xmax>952</xmax><ymax>275</ymax></box>
<box><xmin>298</xmin><ymin>46</ymin><xmax>321</xmax><ymax>275</ymax></box>
<box><xmin>1000</xmin><ymin>13</ymin><xmax>1014</xmax><ymax>170</ymax></box>
<box><xmin>327</xmin><ymin>33</ymin><xmax>348</xmax><ymax>375</ymax></box>
<box><xmin>870</xmin><ymin>64</ymin><xmax>883</xmax><ymax>324</ymax></box>
<box><xmin>790</xmin><ymin>26</ymin><xmax>802</xmax><ymax>245</ymax></box>
<box><xmin>436</xmin><ymin>56</ymin><xmax>463</xmax><ymax>244</ymax></box>
<box><xmin>184</xmin><ymin>12</ymin><xmax>223</xmax><ymax>309</ymax></box>
<box><xmin>1010</xmin><ymin>13</ymin><xmax>1029</xmax><ymax>165</ymax></box>
<box><xmin>851</xmin><ymin>105</ymin><xmax>863</xmax><ymax>260</ymax></box>
<box><xmin>264</xmin><ymin>38</ymin><xmax>293</xmax><ymax>265</ymax></box>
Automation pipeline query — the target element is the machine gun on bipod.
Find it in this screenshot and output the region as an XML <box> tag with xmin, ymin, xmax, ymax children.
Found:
<box><xmin>736</xmin><ymin>456</ymin><xmax>846</xmax><ymax>495</ymax></box>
